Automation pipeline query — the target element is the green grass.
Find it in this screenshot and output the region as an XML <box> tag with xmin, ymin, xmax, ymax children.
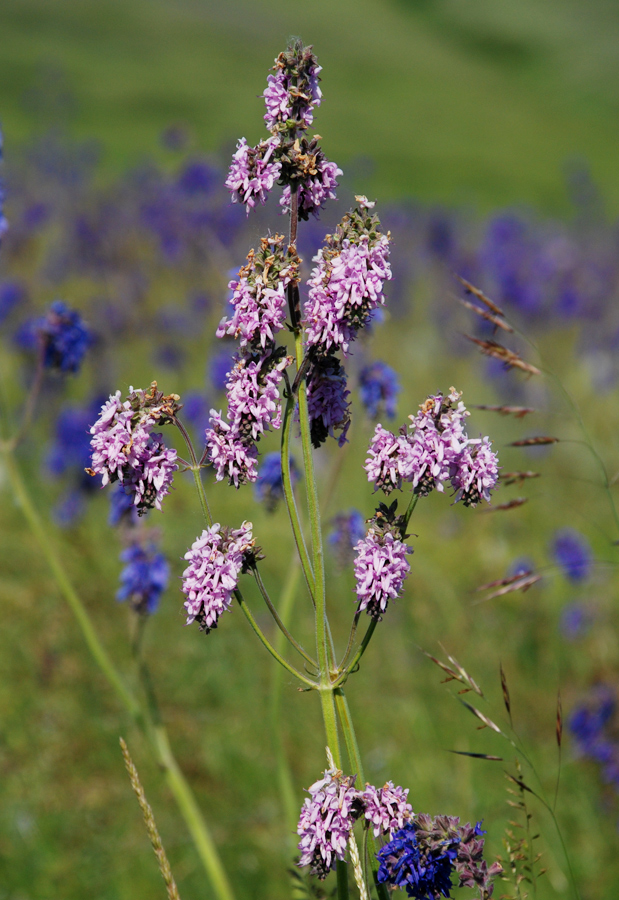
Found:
<box><xmin>2</xmin><ymin>0</ymin><xmax>619</xmax><ymax>211</ymax></box>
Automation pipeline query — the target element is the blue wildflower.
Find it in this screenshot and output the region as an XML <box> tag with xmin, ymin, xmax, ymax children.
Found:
<box><xmin>377</xmin><ymin>822</ymin><xmax>455</xmax><ymax>899</ymax></box>
<box><xmin>359</xmin><ymin>360</ymin><xmax>400</xmax><ymax>419</ymax></box>
<box><xmin>551</xmin><ymin>528</ymin><xmax>592</xmax><ymax>581</ymax></box>
<box><xmin>18</xmin><ymin>301</ymin><xmax>93</xmax><ymax>373</ymax></box>
<box><xmin>117</xmin><ymin>542</ymin><xmax>170</xmax><ymax>615</ymax></box>
<box><xmin>255</xmin><ymin>451</ymin><xmax>299</xmax><ymax>511</ymax></box>
<box><xmin>569</xmin><ymin>685</ymin><xmax>619</xmax><ymax>791</ymax></box>
<box><xmin>47</xmin><ymin>398</ymin><xmax>105</xmax><ymax>482</ymax></box>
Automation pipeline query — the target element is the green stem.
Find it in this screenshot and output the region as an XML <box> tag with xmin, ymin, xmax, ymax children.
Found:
<box><xmin>174</xmin><ymin>416</ymin><xmax>213</xmax><ymax>526</ymax></box>
<box><xmin>154</xmin><ymin>724</ymin><xmax>236</xmax><ymax>900</ymax></box>
<box><xmin>270</xmin><ymin>559</ymin><xmax>303</xmax><ymax>842</ymax></box>
<box><xmin>4</xmin><ymin>448</ymin><xmax>234</xmax><ymax>900</ymax></box>
<box><xmin>3</xmin><ymin>448</ymin><xmax>140</xmax><ymax>720</ymax></box>
<box><xmin>333</xmin><ymin>620</ymin><xmax>377</xmax><ymax>687</ymax></box>
<box><xmin>401</xmin><ymin>492</ymin><xmax>419</xmax><ymax>534</ymax></box>
<box><xmin>234</xmin><ymin>587</ymin><xmax>317</xmax><ymax>689</ymax></box>
<box><xmin>319</xmin><ymin>687</ymin><xmax>342</xmax><ymax>768</ymax></box>
<box><xmin>281</xmin><ymin>389</ymin><xmax>315</xmax><ymax>600</ymax></box>
<box><xmin>335</xmin><ymin>690</ymin><xmax>390</xmax><ymax>900</ymax></box>
<box><xmin>252</xmin><ymin>565</ymin><xmax>317</xmax><ymax>669</ymax></box>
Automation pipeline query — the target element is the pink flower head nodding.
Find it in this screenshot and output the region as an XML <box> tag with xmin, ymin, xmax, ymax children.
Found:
<box><xmin>205</xmin><ymin>410</ymin><xmax>259</xmax><ymax>488</ymax></box>
<box><xmin>353</xmin><ymin>527</ymin><xmax>412</xmax><ymax>620</ymax></box>
<box><xmin>364</xmin><ymin>424</ymin><xmax>416</xmax><ymax>495</ymax></box>
<box><xmin>89</xmin><ymin>385</ymin><xmax>179</xmax><ymax>514</ymax></box>
<box><xmin>297</xmin><ymin>768</ymin><xmax>361</xmax><ymax>879</ymax></box>
<box><xmin>182</xmin><ymin>522</ymin><xmax>254</xmax><ymax>632</ymax></box>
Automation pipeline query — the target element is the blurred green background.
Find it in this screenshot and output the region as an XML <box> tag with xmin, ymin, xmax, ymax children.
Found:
<box><xmin>1</xmin><ymin>1</ymin><xmax>619</xmax><ymax>899</ymax></box>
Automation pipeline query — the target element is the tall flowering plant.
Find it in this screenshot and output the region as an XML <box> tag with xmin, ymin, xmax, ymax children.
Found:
<box><xmin>86</xmin><ymin>41</ymin><xmax>501</xmax><ymax>898</ymax></box>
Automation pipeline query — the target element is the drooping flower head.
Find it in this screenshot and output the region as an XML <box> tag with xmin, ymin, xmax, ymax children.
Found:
<box><xmin>306</xmin><ymin>350</ymin><xmax>351</xmax><ymax>448</ymax></box>
<box><xmin>117</xmin><ymin>541</ymin><xmax>170</xmax><ymax>615</ymax></box>
<box><xmin>205</xmin><ymin>409</ymin><xmax>259</xmax><ymax>488</ymax></box>
<box><xmin>181</xmin><ymin>522</ymin><xmax>255</xmax><ymax>632</ymax></box>
<box><xmin>353</xmin><ymin>502</ymin><xmax>413</xmax><ymax>620</ymax></box>
<box><xmin>216</xmin><ymin>236</ymin><xmax>299</xmax><ymax>352</ymax></box>
<box><xmin>304</xmin><ymin>198</ymin><xmax>392</xmax><ymax>356</ymax></box>
<box><xmin>89</xmin><ymin>383</ymin><xmax>179</xmax><ymax>514</ymax></box>
<box><xmin>297</xmin><ymin>767</ymin><xmax>362</xmax><ymax>879</ymax></box>
<box><xmin>359</xmin><ymin>360</ymin><xmax>401</xmax><ymax>419</ymax></box>
<box><xmin>263</xmin><ymin>41</ymin><xmax>322</xmax><ymax>134</ymax></box>
<box><xmin>225</xmin><ymin>136</ymin><xmax>281</xmax><ymax>214</ymax></box>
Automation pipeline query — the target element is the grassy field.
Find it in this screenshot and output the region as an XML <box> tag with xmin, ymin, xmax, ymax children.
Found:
<box><xmin>1</xmin><ymin>2</ymin><xmax>619</xmax><ymax>899</ymax></box>
<box><xmin>1</xmin><ymin>0</ymin><xmax>619</xmax><ymax>211</ymax></box>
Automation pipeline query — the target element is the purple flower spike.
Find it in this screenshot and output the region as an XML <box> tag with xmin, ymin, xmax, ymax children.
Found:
<box><xmin>304</xmin><ymin>200</ymin><xmax>391</xmax><ymax>355</ymax></box>
<box><xmin>297</xmin><ymin>768</ymin><xmax>361</xmax><ymax>879</ymax></box>
<box><xmin>182</xmin><ymin>522</ymin><xmax>254</xmax><ymax>632</ymax></box>
<box><xmin>551</xmin><ymin>528</ymin><xmax>592</xmax><ymax>582</ymax></box>
<box><xmin>353</xmin><ymin>527</ymin><xmax>412</xmax><ymax>619</ymax></box>
<box><xmin>36</xmin><ymin>300</ymin><xmax>92</xmax><ymax>374</ymax></box>
<box><xmin>364</xmin><ymin>425</ymin><xmax>416</xmax><ymax>495</ymax></box>
<box><xmin>216</xmin><ymin>235</ymin><xmax>299</xmax><ymax>352</ymax></box>
<box><xmin>280</xmin><ymin>154</ymin><xmax>342</xmax><ymax>220</ymax></box>
<box><xmin>361</xmin><ymin>782</ymin><xmax>413</xmax><ymax>838</ymax></box>
<box><xmin>263</xmin><ymin>43</ymin><xmax>322</xmax><ymax>133</ymax></box>
<box><xmin>205</xmin><ymin>410</ymin><xmax>259</xmax><ymax>487</ymax></box>
<box><xmin>225</xmin><ymin>137</ymin><xmax>281</xmax><ymax>214</ymax></box>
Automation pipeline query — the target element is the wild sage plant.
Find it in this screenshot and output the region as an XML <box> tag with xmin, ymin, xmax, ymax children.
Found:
<box><xmin>86</xmin><ymin>42</ymin><xmax>502</xmax><ymax>899</ymax></box>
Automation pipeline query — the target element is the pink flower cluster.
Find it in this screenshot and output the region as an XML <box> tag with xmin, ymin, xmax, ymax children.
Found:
<box><xmin>182</xmin><ymin>522</ymin><xmax>254</xmax><ymax>632</ymax></box>
<box><xmin>216</xmin><ymin>237</ymin><xmax>297</xmax><ymax>351</ymax></box>
<box><xmin>304</xmin><ymin>209</ymin><xmax>392</xmax><ymax>355</ymax></box>
<box><xmin>353</xmin><ymin>528</ymin><xmax>413</xmax><ymax>619</ymax></box>
<box><xmin>280</xmin><ymin>156</ymin><xmax>342</xmax><ymax>220</ymax></box>
<box><xmin>89</xmin><ymin>389</ymin><xmax>178</xmax><ymax>514</ymax></box>
<box><xmin>263</xmin><ymin>49</ymin><xmax>322</xmax><ymax>131</ymax></box>
<box><xmin>297</xmin><ymin>768</ymin><xmax>413</xmax><ymax>879</ymax></box>
<box><xmin>225</xmin><ymin>137</ymin><xmax>281</xmax><ymax>214</ymax></box>
<box><xmin>205</xmin><ymin>353</ymin><xmax>290</xmax><ymax>487</ymax></box>
<box><xmin>365</xmin><ymin>389</ymin><xmax>500</xmax><ymax>506</ymax></box>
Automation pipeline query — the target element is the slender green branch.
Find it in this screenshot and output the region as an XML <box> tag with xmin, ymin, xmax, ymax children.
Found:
<box><xmin>401</xmin><ymin>492</ymin><xmax>420</xmax><ymax>535</ymax></box>
<box><xmin>270</xmin><ymin>559</ymin><xmax>303</xmax><ymax>841</ymax></box>
<box><xmin>333</xmin><ymin>620</ymin><xmax>377</xmax><ymax>687</ymax></box>
<box><xmin>3</xmin><ymin>448</ymin><xmax>141</xmax><ymax>719</ymax></box>
<box><xmin>281</xmin><ymin>388</ymin><xmax>315</xmax><ymax>601</ymax></box>
<box><xmin>234</xmin><ymin>587</ymin><xmax>317</xmax><ymax>689</ymax></box>
<box><xmin>338</xmin><ymin>613</ymin><xmax>361</xmax><ymax>672</ymax></box>
<box><xmin>252</xmin><ymin>565</ymin><xmax>317</xmax><ymax>670</ymax></box>
<box><xmin>174</xmin><ymin>416</ymin><xmax>213</xmax><ymax>526</ymax></box>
